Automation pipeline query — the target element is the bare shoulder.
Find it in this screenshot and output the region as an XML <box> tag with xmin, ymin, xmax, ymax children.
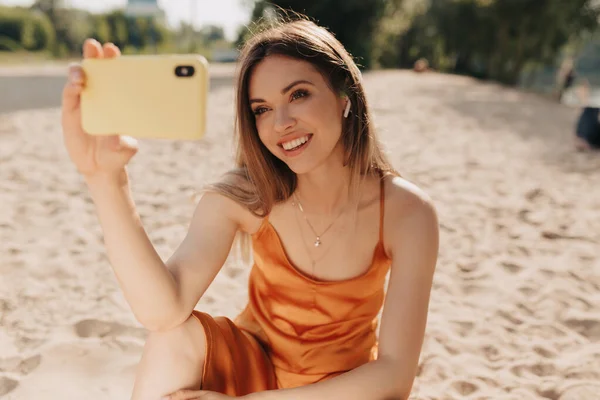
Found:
<box><xmin>383</xmin><ymin>175</ymin><xmax>439</xmax><ymax>256</ymax></box>
<box><xmin>191</xmin><ymin>175</ymin><xmax>262</xmax><ymax>235</ymax></box>
<box><xmin>384</xmin><ymin>175</ymin><xmax>436</xmax><ymax>217</ymax></box>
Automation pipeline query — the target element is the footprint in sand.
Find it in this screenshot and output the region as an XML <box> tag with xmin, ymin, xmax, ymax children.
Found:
<box><xmin>532</xmin><ymin>344</ymin><xmax>557</xmax><ymax>358</ymax></box>
<box><xmin>73</xmin><ymin>319</ymin><xmax>147</xmax><ymax>340</ymax></box>
<box><xmin>0</xmin><ymin>320</ymin><xmax>144</xmax><ymax>398</ymax></box>
<box><xmin>0</xmin><ymin>354</ymin><xmax>43</xmax><ymax>396</ymax></box>
<box><xmin>510</xmin><ymin>361</ymin><xmax>557</xmax><ymax>378</ymax></box>
<box><xmin>10</xmin><ymin>354</ymin><xmax>42</xmax><ymax>375</ymax></box>
<box><xmin>563</xmin><ymin>317</ymin><xmax>600</xmax><ymax>341</ymax></box>
<box><xmin>451</xmin><ymin>380</ymin><xmax>478</xmax><ymax>396</ymax></box>
<box><xmin>518</xmin><ymin>208</ymin><xmax>544</xmax><ymax>226</ymax></box>
<box><xmin>524</xmin><ymin>187</ymin><xmax>545</xmax><ymax>202</ymax></box>
<box><xmin>558</xmin><ymin>383</ymin><xmax>600</xmax><ymax>400</ymax></box>
<box><xmin>501</xmin><ymin>261</ymin><xmax>523</xmax><ymax>274</ymax></box>
<box><xmin>0</xmin><ymin>377</ymin><xmax>18</xmax><ymax>397</ymax></box>
<box><xmin>517</xmin><ymin>285</ymin><xmax>537</xmax><ymax>296</ymax></box>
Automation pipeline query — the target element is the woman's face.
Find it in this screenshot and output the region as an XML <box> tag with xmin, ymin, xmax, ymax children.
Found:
<box><xmin>248</xmin><ymin>55</ymin><xmax>347</xmax><ymax>174</ymax></box>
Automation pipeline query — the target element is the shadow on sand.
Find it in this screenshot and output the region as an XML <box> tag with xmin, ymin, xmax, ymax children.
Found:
<box><xmin>417</xmin><ymin>77</ymin><xmax>600</xmax><ymax>176</ymax></box>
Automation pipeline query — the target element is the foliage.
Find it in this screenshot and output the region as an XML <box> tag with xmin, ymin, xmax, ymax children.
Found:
<box><xmin>0</xmin><ymin>6</ymin><xmax>55</xmax><ymax>51</ymax></box>
<box><xmin>373</xmin><ymin>0</ymin><xmax>600</xmax><ymax>84</ymax></box>
<box><xmin>2</xmin><ymin>0</ymin><xmax>598</xmax><ymax>87</ymax></box>
<box><xmin>245</xmin><ymin>0</ymin><xmax>387</xmax><ymax>68</ymax></box>
<box><xmin>0</xmin><ymin>3</ymin><xmax>235</xmax><ymax>61</ymax></box>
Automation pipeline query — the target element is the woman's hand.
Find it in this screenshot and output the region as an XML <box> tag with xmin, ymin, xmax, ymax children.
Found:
<box><xmin>61</xmin><ymin>38</ymin><xmax>139</xmax><ymax>179</ymax></box>
<box><xmin>162</xmin><ymin>390</ymin><xmax>236</xmax><ymax>400</ymax></box>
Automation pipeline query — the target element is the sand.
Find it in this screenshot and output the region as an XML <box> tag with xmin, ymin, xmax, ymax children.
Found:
<box><xmin>1</xmin><ymin>67</ymin><xmax>599</xmax><ymax>399</ymax></box>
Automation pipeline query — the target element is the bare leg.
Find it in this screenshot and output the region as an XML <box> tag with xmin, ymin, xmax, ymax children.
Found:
<box><xmin>131</xmin><ymin>315</ymin><xmax>206</xmax><ymax>400</ymax></box>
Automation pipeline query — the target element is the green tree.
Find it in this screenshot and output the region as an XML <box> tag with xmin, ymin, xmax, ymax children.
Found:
<box><xmin>0</xmin><ymin>7</ymin><xmax>30</xmax><ymax>50</ymax></box>
<box><xmin>200</xmin><ymin>25</ymin><xmax>225</xmax><ymax>43</ymax></box>
<box><xmin>30</xmin><ymin>0</ymin><xmax>65</xmax><ymax>55</ymax></box>
<box><xmin>102</xmin><ymin>11</ymin><xmax>129</xmax><ymax>48</ymax></box>
<box><xmin>0</xmin><ymin>6</ymin><xmax>55</xmax><ymax>51</ymax></box>
<box><xmin>93</xmin><ymin>15</ymin><xmax>111</xmax><ymax>44</ymax></box>
<box><xmin>20</xmin><ymin>12</ymin><xmax>55</xmax><ymax>50</ymax></box>
<box><xmin>484</xmin><ymin>0</ymin><xmax>599</xmax><ymax>83</ymax></box>
<box><xmin>378</xmin><ymin>0</ymin><xmax>600</xmax><ymax>84</ymax></box>
<box><xmin>247</xmin><ymin>0</ymin><xmax>387</xmax><ymax>68</ymax></box>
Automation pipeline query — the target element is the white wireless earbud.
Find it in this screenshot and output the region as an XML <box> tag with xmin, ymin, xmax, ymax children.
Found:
<box><xmin>344</xmin><ymin>98</ymin><xmax>351</xmax><ymax>118</ymax></box>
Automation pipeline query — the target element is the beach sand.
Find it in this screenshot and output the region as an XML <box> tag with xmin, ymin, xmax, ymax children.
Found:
<box><xmin>1</xmin><ymin>67</ymin><xmax>599</xmax><ymax>399</ymax></box>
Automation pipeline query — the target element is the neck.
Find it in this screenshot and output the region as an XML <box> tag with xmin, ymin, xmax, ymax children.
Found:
<box><xmin>294</xmin><ymin>147</ymin><xmax>353</xmax><ymax>215</ymax></box>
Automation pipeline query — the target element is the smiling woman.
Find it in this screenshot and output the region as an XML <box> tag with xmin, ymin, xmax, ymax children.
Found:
<box><xmin>168</xmin><ymin>17</ymin><xmax>437</xmax><ymax>400</ymax></box>
<box><xmin>60</xmin><ymin>12</ymin><xmax>439</xmax><ymax>400</ymax></box>
<box><xmin>250</xmin><ymin>58</ymin><xmax>346</xmax><ymax>168</ymax></box>
<box><xmin>250</xmin><ymin>78</ymin><xmax>317</xmax><ymax>155</ymax></box>
<box><xmin>210</xmin><ymin>18</ymin><xmax>397</xmax><ymax>218</ymax></box>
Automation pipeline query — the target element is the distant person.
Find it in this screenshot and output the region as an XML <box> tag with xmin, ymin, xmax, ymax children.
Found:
<box><xmin>556</xmin><ymin>58</ymin><xmax>576</xmax><ymax>102</ymax></box>
<box><xmin>61</xmin><ymin>16</ymin><xmax>439</xmax><ymax>400</ymax></box>
<box><xmin>574</xmin><ymin>80</ymin><xmax>600</xmax><ymax>151</ymax></box>
<box><xmin>413</xmin><ymin>58</ymin><xmax>430</xmax><ymax>73</ymax></box>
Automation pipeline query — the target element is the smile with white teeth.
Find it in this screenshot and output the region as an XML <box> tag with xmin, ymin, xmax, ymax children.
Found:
<box><xmin>281</xmin><ymin>134</ymin><xmax>311</xmax><ymax>150</ymax></box>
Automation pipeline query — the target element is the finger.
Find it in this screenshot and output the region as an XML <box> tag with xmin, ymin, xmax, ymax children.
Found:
<box><xmin>103</xmin><ymin>42</ymin><xmax>121</xmax><ymax>58</ymax></box>
<box><xmin>162</xmin><ymin>390</ymin><xmax>206</xmax><ymax>400</ymax></box>
<box><xmin>100</xmin><ymin>135</ymin><xmax>139</xmax><ymax>152</ymax></box>
<box><xmin>67</xmin><ymin>62</ymin><xmax>84</xmax><ymax>85</ymax></box>
<box><xmin>97</xmin><ymin>135</ymin><xmax>139</xmax><ymax>168</ymax></box>
<box><xmin>61</xmin><ymin>76</ymin><xmax>90</xmax><ymax>153</ymax></box>
<box><xmin>116</xmin><ymin>135</ymin><xmax>138</xmax><ymax>152</ymax></box>
<box><xmin>62</xmin><ymin>63</ymin><xmax>84</xmax><ymax>112</ymax></box>
<box><xmin>61</xmin><ymin>80</ymin><xmax>83</xmax><ymax>112</ymax></box>
<box><xmin>83</xmin><ymin>38</ymin><xmax>104</xmax><ymax>59</ymax></box>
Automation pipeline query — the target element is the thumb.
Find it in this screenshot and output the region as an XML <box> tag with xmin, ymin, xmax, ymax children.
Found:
<box><xmin>99</xmin><ymin>134</ymin><xmax>138</xmax><ymax>153</ymax></box>
<box><xmin>62</xmin><ymin>63</ymin><xmax>84</xmax><ymax>112</ymax></box>
<box><xmin>115</xmin><ymin>135</ymin><xmax>139</xmax><ymax>152</ymax></box>
<box><xmin>97</xmin><ymin>134</ymin><xmax>139</xmax><ymax>166</ymax></box>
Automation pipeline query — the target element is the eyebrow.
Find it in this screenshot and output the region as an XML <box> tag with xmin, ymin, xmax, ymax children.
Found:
<box><xmin>249</xmin><ymin>79</ymin><xmax>315</xmax><ymax>105</ymax></box>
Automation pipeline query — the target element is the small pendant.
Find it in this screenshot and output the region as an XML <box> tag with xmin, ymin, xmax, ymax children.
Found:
<box><xmin>314</xmin><ymin>237</ymin><xmax>321</xmax><ymax>247</ymax></box>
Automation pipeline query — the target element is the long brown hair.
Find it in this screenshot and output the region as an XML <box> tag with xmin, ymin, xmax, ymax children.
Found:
<box><xmin>208</xmin><ymin>15</ymin><xmax>397</xmax><ymax>220</ymax></box>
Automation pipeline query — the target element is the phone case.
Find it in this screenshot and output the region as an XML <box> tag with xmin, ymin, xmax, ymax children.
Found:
<box><xmin>80</xmin><ymin>54</ymin><xmax>209</xmax><ymax>140</ymax></box>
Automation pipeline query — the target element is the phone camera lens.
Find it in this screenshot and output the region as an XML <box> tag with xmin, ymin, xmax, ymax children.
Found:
<box><xmin>175</xmin><ymin>65</ymin><xmax>195</xmax><ymax>78</ymax></box>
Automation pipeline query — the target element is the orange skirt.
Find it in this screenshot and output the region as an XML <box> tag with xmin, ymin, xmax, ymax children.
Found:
<box><xmin>191</xmin><ymin>311</ymin><xmax>278</xmax><ymax>396</ymax></box>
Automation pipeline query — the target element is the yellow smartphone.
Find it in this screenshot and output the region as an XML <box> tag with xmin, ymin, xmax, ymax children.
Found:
<box><xmin>80</xmin><ymin>54</ymin><xmax>209</xmax><ymax>140</ymax></box>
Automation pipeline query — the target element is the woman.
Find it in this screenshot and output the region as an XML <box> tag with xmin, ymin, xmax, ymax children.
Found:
<box><xmin>556</xmin><ymin>58</ymin><xmax>576</xmax><ymax>102</ymax></box>
<box><xmin>61</xmin><ymin>18</ymin><xmax>439</xmax><ymax>400</ymax></box>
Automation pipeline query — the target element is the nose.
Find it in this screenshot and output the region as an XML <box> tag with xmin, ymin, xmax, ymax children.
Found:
<box><xmin>273</xmin><ymin>106</ymin><xmax>296</xmax><ymax>133</ymax></box>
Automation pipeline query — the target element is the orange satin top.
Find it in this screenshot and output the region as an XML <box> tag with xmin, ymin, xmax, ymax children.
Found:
<box><xmin>234</xmin><ymin>179</ymin><xmax>392</xmax><ymax>388</ymax></box>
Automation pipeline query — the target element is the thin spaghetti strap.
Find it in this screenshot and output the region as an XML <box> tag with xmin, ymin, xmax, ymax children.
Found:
<box><xmin>379</xmin><ymin>175</ymin><xmax>385</xmax><ymax>243</ymax></box>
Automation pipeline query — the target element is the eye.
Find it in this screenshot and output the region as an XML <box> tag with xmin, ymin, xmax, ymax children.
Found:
<box><xmin>290</xmin><ymin>89</ymin><xmax>309</xmax><ymax>101</ymax></box>
<box><xmin>252</xmin><ymin>106</ymin><xmax>269</xmax><ymax>116</ymax></box>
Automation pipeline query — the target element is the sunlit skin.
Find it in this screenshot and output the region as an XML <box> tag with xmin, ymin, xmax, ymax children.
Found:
<box><xmin>249</xmin><ymin>54</ymin><xmax>354</xmax><ymax>215</ymax></box>
<box><xmin>250</xmin><ymin>55</ymin><xmax>348</xmax><ymax>175</ymax></box>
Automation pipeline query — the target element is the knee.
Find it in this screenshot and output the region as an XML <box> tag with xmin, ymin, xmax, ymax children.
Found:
<box><xmin>144</xmin><ymin>313</ymin><xmax>206</xmax><ymax>364</ymax></box>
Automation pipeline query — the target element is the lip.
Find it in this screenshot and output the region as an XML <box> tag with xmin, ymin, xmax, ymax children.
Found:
<box><xmin>279</xmin><ymin>134</ymin><xmax>313</xmax><ymax>157</ymax></box>
<box><xmin>277</xmin><ymin>133</ymin><xmax>313</xmax><ymax>147</ymax></box>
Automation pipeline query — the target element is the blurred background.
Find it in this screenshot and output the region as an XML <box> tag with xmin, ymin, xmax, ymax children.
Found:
<box><xmin>1</xmin><ymin>1</ymin><xmax>600</xmax><ymax>399</ymax></box>
<box><xmin>0</xmin><ymin>0</ymin><xmax>599</xmax><ymax>89</ymax></box>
